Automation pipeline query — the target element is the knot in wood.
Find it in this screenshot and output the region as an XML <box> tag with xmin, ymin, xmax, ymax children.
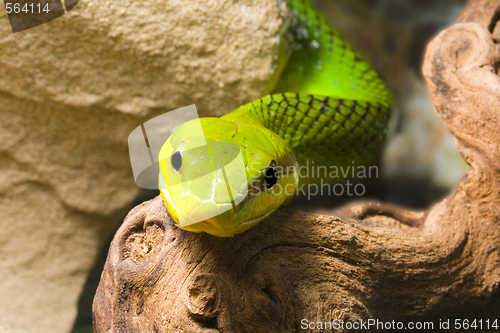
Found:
<box><xmin>186</xmin><ymin>274</ymin><xmax>221</xmax><ymax>318</ymax></box>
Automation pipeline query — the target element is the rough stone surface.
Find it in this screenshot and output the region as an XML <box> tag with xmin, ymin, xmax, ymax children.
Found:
<box><xmin>0</xmin><ymin>0</ymin><xmax>288</xmax><ymax>332</ymax></box>
<box><xmin>93</xmin><ymin>0</ymin><xmax>500</xmax><ymax>331</ymax></box>
<box><xmin>0</xmin><ymin>0</ymin><xmax>288</xmax><ymax>117</ymax></box>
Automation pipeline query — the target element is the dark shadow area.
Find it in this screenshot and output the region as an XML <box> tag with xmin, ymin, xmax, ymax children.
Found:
<box><xmin>289</xmin><ymin>174</ymin><xmax>451</xmax><ymax>214</ymax></box>
<box><xmin>71</xmin><ymin>188</ymin><xmax>160</xmax><ymax>333</ymax></box>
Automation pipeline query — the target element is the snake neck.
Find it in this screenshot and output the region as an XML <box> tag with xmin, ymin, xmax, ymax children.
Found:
<box><xmin>220</xmin><ymin>104</ymin><xmax>266</xmax><ymax>129</ymax></box>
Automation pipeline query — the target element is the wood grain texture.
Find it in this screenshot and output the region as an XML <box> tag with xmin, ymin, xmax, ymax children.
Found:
<box><xmin>93</xmin><ymin>0</ymin><xmax>500</xmax><ymax>331</ymax></box>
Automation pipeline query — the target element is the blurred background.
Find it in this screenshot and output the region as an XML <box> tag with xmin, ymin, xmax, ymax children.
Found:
<box><xmin>0</xmin><ymin>0</ymin><xmax>470</xmax><ymax>332</ymax></box>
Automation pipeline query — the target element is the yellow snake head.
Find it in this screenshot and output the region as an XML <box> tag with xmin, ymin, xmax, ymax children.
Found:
<box><xmin>159</xmin><ymin>117</ymin><xmax>298</xmax><ymax>237</ymax></box>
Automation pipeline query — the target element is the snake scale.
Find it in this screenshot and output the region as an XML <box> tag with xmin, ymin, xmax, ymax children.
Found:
<box><xmin>158</xmin><ymin>0</ymin><xmax>393</xmax><ymax>237</ymax></box>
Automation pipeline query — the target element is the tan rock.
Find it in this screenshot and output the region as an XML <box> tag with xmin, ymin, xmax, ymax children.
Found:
<box><xmin>0</xmin><ymin>0</ymin><xmax>288</xmax><ymax>332</ymax></box>
<box><xmin>0</xmin><ymin>0</ymin><xmax>289</xmax><ymax>117</ymax></box>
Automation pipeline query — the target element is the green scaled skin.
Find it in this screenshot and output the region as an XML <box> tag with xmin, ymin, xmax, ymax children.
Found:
<box><xmin>159</xmin><ymin>0</ymin><xmax>393</xmax><ymax>237</ymax></box>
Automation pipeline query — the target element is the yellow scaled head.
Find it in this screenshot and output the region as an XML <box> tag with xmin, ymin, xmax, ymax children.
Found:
<box><xmin>158</xmin><ymin>117</ymin><xmax>298</xmax><ymax>237</ymax></box>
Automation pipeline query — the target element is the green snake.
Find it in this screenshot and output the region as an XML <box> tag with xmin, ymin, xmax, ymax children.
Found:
<box><xmin>158</xmin><ymin>0</ymin><xmax>393</xmax><ymax>237</ymax></box>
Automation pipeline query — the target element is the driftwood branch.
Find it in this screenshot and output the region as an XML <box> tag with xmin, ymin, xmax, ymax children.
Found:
<box><xmin>93</xmin><ymin>0</ymin><xmax>500</xmax><ymax>331</ymax></box>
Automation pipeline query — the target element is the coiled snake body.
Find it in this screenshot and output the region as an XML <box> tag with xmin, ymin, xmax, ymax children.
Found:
<box><xmin>159</xmin><ymin>0</ymin><xmax>393</xmax><ymax>237</ymax></box>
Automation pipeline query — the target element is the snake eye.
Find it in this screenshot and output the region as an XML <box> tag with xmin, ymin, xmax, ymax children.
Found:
<box><xmin>264</xmin><ymin>167</ymin><xmax>278</xmax><ymax>189</ymax></box>
<box><xmin>171</xmin><ymin>151</ymin><xmax>182</xmax><ymax>171</ymax></box>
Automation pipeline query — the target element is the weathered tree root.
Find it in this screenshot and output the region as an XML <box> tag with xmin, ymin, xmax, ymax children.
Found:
<box><xmin>93</xmin><ymin>1</ymin><xmax>500</xmax><ymax>331</ymax></box>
